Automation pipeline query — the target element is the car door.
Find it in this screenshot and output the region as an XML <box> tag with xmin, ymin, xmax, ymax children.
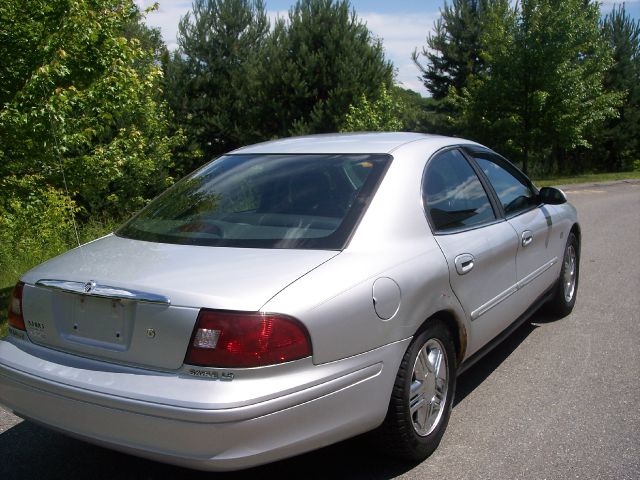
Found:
<box><xmin>422</xmin><ymin>148</ymin><xmax>521</xmax><ymax>356</ymax></box>
<box><xmin>467</xmin><ymin>149</ymin><xmax>559</xmax><ymax>308</ymax></box>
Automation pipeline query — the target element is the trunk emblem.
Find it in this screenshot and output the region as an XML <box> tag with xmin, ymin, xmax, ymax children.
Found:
<box><xmin>84</xmin><ymin>280</ymin><xmax>96</xmax><ymax>293</ymax></box>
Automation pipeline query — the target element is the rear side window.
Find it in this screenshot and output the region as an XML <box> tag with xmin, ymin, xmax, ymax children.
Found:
<box><xmin>423</xmin><ymin>149</ymin><xmax>496</xmax><ymax>232</ymax></box>
<box><xmin>117</xmin><ymin>153</ymin><xmax>391</xmax><ymax>249</ymax></box>
<box><xmin>472</xmin><ymin>153</ymin><xmax>538</xmax><ymax>217</ymax></box>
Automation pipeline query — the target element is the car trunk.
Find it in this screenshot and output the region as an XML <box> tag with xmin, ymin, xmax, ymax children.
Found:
<box><xmin>19</xmin><ymin>234</ymin><xmax>338</xmax><ymax>370</ymax></box>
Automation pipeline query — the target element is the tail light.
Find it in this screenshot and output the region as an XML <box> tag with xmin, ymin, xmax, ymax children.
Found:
<box><xmin>8</xmin><ymin>281</ymin><xmax>26</xmax><ymax>331</ymax></box>
<box><xmin>185</xmin><ymin>310</ymin><xmax>311</xmax><ymax>368</ymax></box>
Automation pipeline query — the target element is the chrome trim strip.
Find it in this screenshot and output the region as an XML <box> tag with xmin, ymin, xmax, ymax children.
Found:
<box><xmin>471</xmin><ymin>285</ymin><xmax>518</xmax><ymax>320</ymax></box>
<box><xmin>471</xmin><ymin>256</ymin><xmax>558</xmax><ymax>321</ymax></box>
<box><xmin>517</xmin><ymin>257</ymin><xmax>558</xmax><ymax>290</ymax></box>
<box><xmin>35</xmin><ymin>279</ymin><xmax>171</xmax><ymax>305</ymax></box>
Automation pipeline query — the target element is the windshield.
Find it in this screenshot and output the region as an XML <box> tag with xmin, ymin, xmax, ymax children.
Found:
<box><xmin>116</xmin><ymin>153</ymin><xmax>392</xmax><ymax>249</ymax></box>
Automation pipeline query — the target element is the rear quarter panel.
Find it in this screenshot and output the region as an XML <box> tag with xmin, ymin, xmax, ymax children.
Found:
<box><xmin>262</xmin><ymin>139</ymin><xmax>470</xmax><ymax>364</ymax></box>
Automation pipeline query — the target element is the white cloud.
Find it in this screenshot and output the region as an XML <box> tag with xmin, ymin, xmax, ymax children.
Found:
<box><xmin>360</xmin><ymin>12</ymin><xmax>438</xmax><ymax>95</ymax></box>
<box><xmin>138</xmin><ymin>1</ymin><xmax>191</xmax><ymax>50</ymax></box>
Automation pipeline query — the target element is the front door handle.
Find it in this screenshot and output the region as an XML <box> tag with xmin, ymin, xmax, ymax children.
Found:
<box><xmin>454</xmin><ymin>253</ymin><xmax>475</xmax><ymax>275</ymax></box>
<box><xmin>521</xmin><ymin>231</ymin><xmax>533</xmax><ymax>247</ymax></box>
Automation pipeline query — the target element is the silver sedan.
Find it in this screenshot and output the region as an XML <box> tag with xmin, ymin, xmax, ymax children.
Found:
<box><xmin>0</xmin><ymin>133</ymin><xmax>580</xmax><ymax>471</ymax></box>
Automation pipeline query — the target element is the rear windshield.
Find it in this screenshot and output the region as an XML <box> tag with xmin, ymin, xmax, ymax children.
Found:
<box><xmin>116</xmin><ymin>153</ymin><xmax>391</xmax><ymax>249</ymax></box>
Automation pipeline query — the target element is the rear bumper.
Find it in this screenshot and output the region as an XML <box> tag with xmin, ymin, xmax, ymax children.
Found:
<box><xmin>0</xmin><ymin>337</ymin><xmax>408</xmax><ymax>471</ymax></box>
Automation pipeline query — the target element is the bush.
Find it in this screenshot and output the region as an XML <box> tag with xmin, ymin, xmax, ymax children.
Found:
<box><xmin>0</xmin><ymin>176</ymin><xmax>77</xmax><ymax>280</ymax></box>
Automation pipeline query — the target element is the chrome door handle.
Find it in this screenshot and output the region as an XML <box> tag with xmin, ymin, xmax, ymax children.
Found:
<box><xmin>454</xmin><ymin>254</ymin><xmax>475</xmax><ymax>275</ymax></box>
<box><xmin>521</xmin><ymin>231</ymin><xmax>533</xmax><ymax>247</ymax></box>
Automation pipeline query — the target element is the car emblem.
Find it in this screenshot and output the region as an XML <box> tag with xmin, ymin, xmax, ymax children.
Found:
<box><xmin>84</xmin><ymin>280</ymin><xmax>96</xmax><ymax>293</ymax></box>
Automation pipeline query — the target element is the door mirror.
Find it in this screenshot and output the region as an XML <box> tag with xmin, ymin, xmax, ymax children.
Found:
<box><xmin>539</xmin><ymin>186</ymin><xmax>567</xmax><ymax>205</ymax></box>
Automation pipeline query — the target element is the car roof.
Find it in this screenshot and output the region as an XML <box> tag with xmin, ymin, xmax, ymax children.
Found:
<box><xmin>230</xmin><ymin>132</ymin><xmax>470</xmax><ymax>155</ymax></box>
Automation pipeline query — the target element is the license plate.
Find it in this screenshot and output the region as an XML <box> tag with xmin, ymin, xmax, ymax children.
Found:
<box><xmin>62</xmin><ymin>296</ymin><xmax>133</xmax><ymax>349</ymax></box>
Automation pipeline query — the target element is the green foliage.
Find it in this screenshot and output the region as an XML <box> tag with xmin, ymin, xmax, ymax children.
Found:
<box><xmin>257</xmin><ymin>0</ymin><xmax>394</xmax><ymax>137</ymax></box>
<box><xmin>394</xmin><ymin>88</ymin><xmax>456</xmax><ymax>135</ymax></box>
<box><xmin>0</xmin><ymin>176</ymin><xmax>77</xmax><ymax>281</ymax></box>
<box><xmin>593</xmin><ymin>5</ymin><xmax>640</xmax><ymax>171</ymax></box>
<box><xmin>165</xmin><ymin>0</ymin><xmax>269</xmax><ymax>167</ymax></box>
<box><xmin>413</xmin><ymin>0</ymin><xmax>507</xmax><ymax>100</ymax></box>
<box><xmin>448</xmin><ymin>0</ymin><xmax>622</xmax><ymax>174</ymax></box>
<box><xmin>166</xmin><ymin>0</ymin><xmax>394</xmax><ymax>161</ymax></box>
<box><xmin>341</xmin><ymin>85</ymin><xmax>404</xmax><ymax>132</ymax></box>
<box><xmin>0</xmin><ymin>0</ymin><xmax>183</xmax><ymax>217</ymax></box>
<box><xmin>0</xmin><ymin>183</ymin><xmax>118</xmax><ymax>338</ymax></box>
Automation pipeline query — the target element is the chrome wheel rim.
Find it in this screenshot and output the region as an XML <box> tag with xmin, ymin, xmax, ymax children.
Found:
<box><xmin>563</xmin><ymin>244</ymin><xmax>577</xmax><ymax>303</ymax></box>
<box><xmin>409</xmin><ymin>338</ymin><xmax>448</xmax><ymax>437</ymax></box>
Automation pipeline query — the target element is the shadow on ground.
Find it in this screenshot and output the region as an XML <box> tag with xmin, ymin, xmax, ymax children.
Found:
<box><xmin>0</xmin><ymin>314</ymin><xmax>552</xmax><ymax>480</ymax></box>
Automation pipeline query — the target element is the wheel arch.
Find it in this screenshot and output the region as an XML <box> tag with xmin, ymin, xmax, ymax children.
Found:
<box><xmin>570</xmin><ymin>223</ymin><xmax>581</xmax><ymax>254</ymax></box>
<box><xmin>416</xmin><ymin>310</ymin><xmax>467</xmax><ymax>367</ymax></box>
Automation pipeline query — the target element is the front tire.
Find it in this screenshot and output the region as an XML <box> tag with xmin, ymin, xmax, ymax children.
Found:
<box><xmin>375</xmin><ymin>321</ymin><xmax>456</xmax><ymax>461</ymax></box>
<box><xmin>546</xmin><ymin>232</ymin><xmax>579</xmax><ymax>317</ymax></box>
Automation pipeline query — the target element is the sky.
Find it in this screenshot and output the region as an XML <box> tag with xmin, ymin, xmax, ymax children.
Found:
<box><xmin>137</xmin><ymin>0</ymin><xmax>640</xmax><ymax>97</ymax></box>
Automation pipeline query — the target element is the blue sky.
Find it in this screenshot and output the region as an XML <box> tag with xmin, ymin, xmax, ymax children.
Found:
<box><xmin>138</xmin><ymin>1</ymin><xmax>640</xmax><ymax>96</ymax></box>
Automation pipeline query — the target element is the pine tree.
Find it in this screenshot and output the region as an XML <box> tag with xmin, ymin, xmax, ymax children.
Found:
<box><xmin>257</xmin><ymin>0</ymin><xmax>394</xmax><ymax>137</ymax></box>
<box><xmin>413</xmin><ymin>0</ymin><xmax>508</xmax><ymax>100</ymax></box>
<box><xmin>166</xmin><ymin>0</ymin><xmax>269</xmax><ymax>164</ymax></box>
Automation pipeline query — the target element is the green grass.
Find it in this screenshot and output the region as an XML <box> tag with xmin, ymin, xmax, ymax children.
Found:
<box><xmin>533</xmin><ymin>171</ymin><xmax>640</xmax><ymax>187</ymax></box>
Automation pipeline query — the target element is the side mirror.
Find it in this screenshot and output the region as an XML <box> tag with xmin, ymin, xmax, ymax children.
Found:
<box><xmin>539</xmin><ymin>186</ymin><xmax>567</xmax><ymax>205</ymax></box>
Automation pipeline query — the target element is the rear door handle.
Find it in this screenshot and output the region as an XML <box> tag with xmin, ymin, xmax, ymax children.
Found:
<box><xmin>521</xmin><ymin>231</ymin><xmax>533</xmax><ymax>247</ymax></box>
<box><xmin>454</xmin><ymin>254</ymin><xmax>475</xmax><ymax>275</ymax></box>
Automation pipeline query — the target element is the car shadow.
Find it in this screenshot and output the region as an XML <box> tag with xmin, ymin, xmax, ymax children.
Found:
<box><xmin>0</xmin><ymin>317</ymin><xmax>544</xmax><ymax>480</ymax></box>
<box><xmin>454</xmin><ymin>320</ymin><xmax>539</xmax><ymax>406</ymax></box>
<box><xmin>0</xmin><ymin>420</ymin><xmax>416</xmax><ymax>480</ymax></box>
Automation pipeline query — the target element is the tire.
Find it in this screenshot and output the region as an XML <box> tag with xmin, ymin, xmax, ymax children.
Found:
<box><xmin>374</xmin><ymin>320</ymin><xmax>456</xmax><ymax>461</ymax></box>
<box><xmin>546</xmin><ymin>231</ymin><xmax>579</xmax><ymax>317</ymax></box>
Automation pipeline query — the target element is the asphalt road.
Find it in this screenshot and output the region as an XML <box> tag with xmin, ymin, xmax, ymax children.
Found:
<box><xmin>1</xmin><ymin>180</ymin><xmax>638</xmax><ymax>480</ymax></box>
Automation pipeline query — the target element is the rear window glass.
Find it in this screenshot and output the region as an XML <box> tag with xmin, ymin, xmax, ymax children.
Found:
<box><xmin>116</xmin><ymin>153</ymin><xmax>391</xmax><ymax>249</ymax></box>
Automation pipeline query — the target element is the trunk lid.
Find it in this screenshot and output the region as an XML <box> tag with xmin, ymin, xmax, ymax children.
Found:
<box><xmin>20</xmin><ymin>234</ymin><xmax>337</xmax><ymax>370</ymax></box>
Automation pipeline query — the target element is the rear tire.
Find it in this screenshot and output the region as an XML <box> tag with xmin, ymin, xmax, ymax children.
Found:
<box><xmin>546</xmin><ymin>232</ymin><xmax>579</xmax><ymax>317</ymax></box>
<box><xmin>374</xmin><ymin>320</ymin><xmax>456</xmax><ymax>461</ymax></box>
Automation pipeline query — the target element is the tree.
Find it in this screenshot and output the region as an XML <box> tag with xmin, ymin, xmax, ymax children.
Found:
<box><xmin>257</xmin><ymin>0</ymin><xmax>394</xmax><ymax>137</ymax></box>
<box><xmin>0</xmin><ymin>0</ymin><xmax>183</xmax><ymax>216</ymax></box>
<box><xmin>413</xmin><ymin>0</ymin><xmax>508</xmax><ymax>100</ymax></box>
<box><xmin>166</xmin><ymin>0</ymin><xmax>270</xmax><ymax>165</ymax></box>
<box><xmin>595</xmin><ymin>5</ymin><xmax>640</xmax><ymax>171</ymax></box>
<box><xmin>391</xmin><ymin>87</ymin><xmax>447</xmax><ymax>134</ymax></box>
<box><xmin>340</xmin><ymin>85</ymin><xmax>404</xmax><ymax>132</ymax></box>
<box><xmin>450</xmin><ymin>0</ymin><xmax>621</xmax><ymax>174</ymax></box>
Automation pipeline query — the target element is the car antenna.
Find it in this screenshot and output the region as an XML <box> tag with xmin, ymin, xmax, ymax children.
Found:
<box><xmin>45</xmin><ymin>85</ymin><xmax>83</xmax><ymax>252</ymax></box>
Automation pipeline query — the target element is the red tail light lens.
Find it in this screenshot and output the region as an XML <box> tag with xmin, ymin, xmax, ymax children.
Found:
<box><xmin>8</xmin><ymin>281</ymin><xmax>26</xmax><ymax>331</ymax></box>
<box><xmin>185</xmin><ymin>310</ymin><xmax>312</xmax><ymax>368</ymax></box>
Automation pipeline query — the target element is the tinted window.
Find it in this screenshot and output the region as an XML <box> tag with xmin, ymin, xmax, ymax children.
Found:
<box><xmin>423</xmin><ymin>149</ymin><xmax>496</xmax><ymax>232</ymax></box>
<box><xmin>117</xmin><ymin>154</ymin><xmax>390</xmax><ymax>249</ymax></box>
<box><xmin>472</xmin><ymin>154</ymin><xmax>538</xmax><ymax>216</ymax></box>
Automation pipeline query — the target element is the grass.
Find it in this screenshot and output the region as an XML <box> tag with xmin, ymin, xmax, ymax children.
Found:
<box><xmin>533</xmin><ymin>170</ymin><xmax>640</xmax><ymax>187</ymax></box>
